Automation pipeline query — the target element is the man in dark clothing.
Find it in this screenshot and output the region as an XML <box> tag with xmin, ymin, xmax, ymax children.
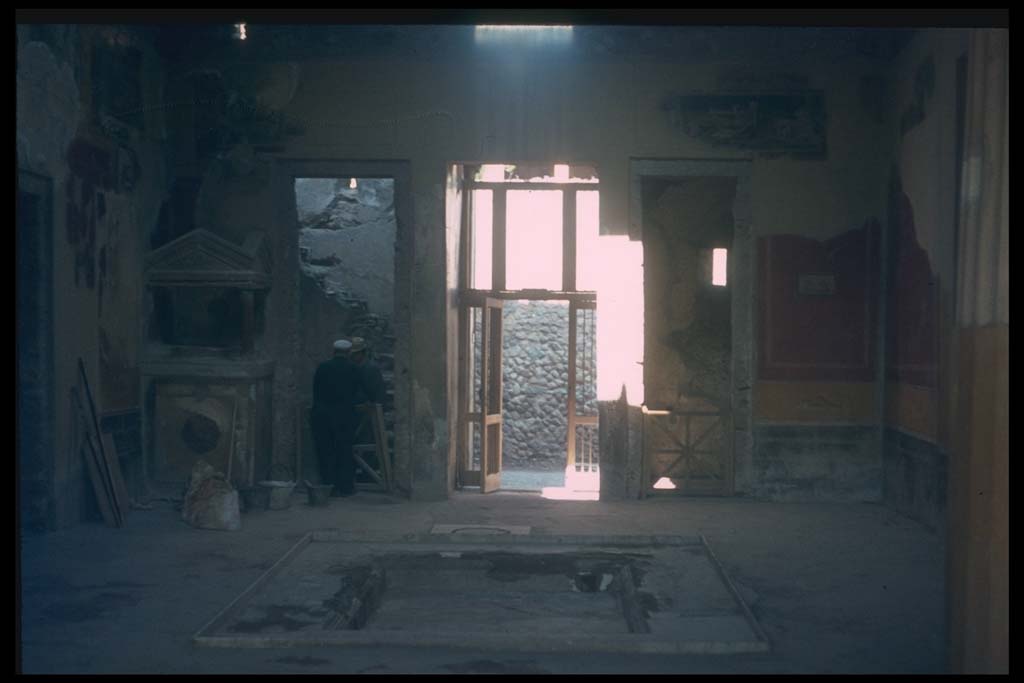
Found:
<box><xmin>349</xmin><ymin>336</ymin><xmax>387</xmax><ymax>405</ymax></box>
<box><xmin>311</xmin><ymin>339</ymin><xmax>367</xmax><ymax>496</ymax></box>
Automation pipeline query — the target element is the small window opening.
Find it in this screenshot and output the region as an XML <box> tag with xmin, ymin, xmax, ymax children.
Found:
<box><xmin>712</xmin><ymin>248</ymin><xmax>728</xmax><ymax>287</ymax></box>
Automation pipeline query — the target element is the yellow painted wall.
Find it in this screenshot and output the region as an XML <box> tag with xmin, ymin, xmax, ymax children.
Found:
<box><xmin>755</xmin><ymin>381</ymin><xmax>876</xmax><ymax>424</ymax></box>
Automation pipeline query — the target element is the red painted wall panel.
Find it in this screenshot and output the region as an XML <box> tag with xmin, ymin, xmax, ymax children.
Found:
<box><xmin>758</xmin><ymin>221</ymin><xmax>879</xmax><ymax>381</ymax></box>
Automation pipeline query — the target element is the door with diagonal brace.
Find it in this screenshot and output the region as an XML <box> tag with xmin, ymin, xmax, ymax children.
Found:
<box><xmin>643</xmin><ymin>408</ymin><xmax>733</xmax><ymax>495</ymax></box>
<box><xmin>640</xmin><ymin>174</ymin><xmax>737</xmax><ymax>496</ymax></box>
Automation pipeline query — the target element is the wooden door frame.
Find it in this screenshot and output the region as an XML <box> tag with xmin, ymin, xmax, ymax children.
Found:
<box><xmin>457</xmin><ymin>295</ymin><xmax>507</xmax><ymax>490</ymax></box>
<box><xmin>456</xmin><ymin>167</ymin><xmax>601</xmax><ymax>490</ymax></box>
<box><xmin>479</xmin><ymin>297</ymin><xmax>504</xmax><ymax>492</ymax></box>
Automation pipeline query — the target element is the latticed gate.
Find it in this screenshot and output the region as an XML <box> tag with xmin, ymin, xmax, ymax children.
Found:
<box><xmin>642</xmin><ymin>408</ymin><xmax>733</xmax><ymax>496</ymax></box>
<box><xmin>568</xmin><ymin>301</ymin><xmax>598</xmax><ymax>477</ymax></box>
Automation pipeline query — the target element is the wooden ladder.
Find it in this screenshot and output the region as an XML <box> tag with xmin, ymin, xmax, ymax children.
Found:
<box><xmin>353</xmin><ymin>403</ymin><xmax>392</xmax><ymax>493</ymax></box>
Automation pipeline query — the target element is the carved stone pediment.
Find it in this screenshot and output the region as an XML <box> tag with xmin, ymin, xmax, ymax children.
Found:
<box><xmin>145</xmin><ymin>229</ymin><xmax>271</xmax><ymax>288</ymax></box>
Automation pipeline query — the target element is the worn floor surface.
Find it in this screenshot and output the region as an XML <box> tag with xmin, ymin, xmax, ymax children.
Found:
<box><xmin>18</xmin><ymin>491</ymin><xmax>944</xmax><ymax>674</ymax></box>
<box><xmin>498</xmin><ymin>470</ymin><xmax>564</xmax><ymax>491</ymax></box>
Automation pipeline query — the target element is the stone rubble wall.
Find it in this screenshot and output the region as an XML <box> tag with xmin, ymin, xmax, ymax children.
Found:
<box><xmin>295</xmin><ymin>178</ymin><xmax>396</xmax><ymax>318</ymax></box>
<box><xmin>473</xmin><ymin>300</ymin><xmax>598</xmax><ymax>472</ymax></box>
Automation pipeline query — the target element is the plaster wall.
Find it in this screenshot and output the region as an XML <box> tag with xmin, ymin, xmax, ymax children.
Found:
<box><xmin>18</xmin><ymin>25</ymin><xmax>987</xmax><ymax>514</ymax></box>
<box><xmin>193</xmin><ymin>154</ymin><xmax>301</xmax><ymax>480</ymax></box>
<box><xmin>882</xmin><ymin>29</ymin><xmax>969</xmax><ymax>529</ymax></box>
<box><xmin>751</xmin><ymin>221</ymin><xmax>882</xmax><ymax>502</ymax></box>
<box><xmin>17</xmin><ymin>25</ymin><xmax>171</xmax><ymax>528</ymax></box>
<box><xmin>170</xmin><ymin>28</ymin><xmax>896</xmax><ymax>499</ymax></box>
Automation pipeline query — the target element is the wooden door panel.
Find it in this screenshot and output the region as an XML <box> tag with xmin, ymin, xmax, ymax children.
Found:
<box><xmin>644</xmin><ymin>410</ymin><xmax>733</xmax><ymax>496</ymax></box>
<box><xmin>480</xmin><ymin>298</ymin><xmax>503</xmax><ymax>493</ymax></box>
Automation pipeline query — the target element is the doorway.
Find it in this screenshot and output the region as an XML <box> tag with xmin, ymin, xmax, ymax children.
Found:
<box><xmin>631</xmin><ymin>160</ymin><xmax>753</xmax><ymax>497</ymax></box>
<box><xmin>293</xmin><ymin>176</ymin><xmax>398</xmax><ymax>487</ymax></box>
<box><xmin>283</xmin><ymin>159</ymin><xmax>412</xmax><ymax>494</ymax></box>
<box><xmin>463</xmin><ymin>297</ymin><xmax>600</xmax><ymax>494</ymax></box>
<box><xmin>456</xmin><ymin>164</ymin><xmax>601</xmax><ymax>496</ymax></box>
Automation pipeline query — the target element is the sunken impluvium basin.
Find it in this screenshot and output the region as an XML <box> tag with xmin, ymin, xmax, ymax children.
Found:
<box><xmin>194</xmin><ymin>532</ymin><xmax>769</xmax><ymax>654</ymax></box>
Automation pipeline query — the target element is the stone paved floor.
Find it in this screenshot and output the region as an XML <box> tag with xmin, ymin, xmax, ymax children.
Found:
<box><xmin>18</xmin><ymin>491</ymin><xmax>945</xmax><ymax>674</ymax></box>
<box><xmin>500</xmin><ymin>469</ymin><xmax>564</xmax><ymax>491</ymax></box>
<box><xmin>501</xmin><ymin>469</ymin><xmax>601</xmax><ymax>492</ymax></box>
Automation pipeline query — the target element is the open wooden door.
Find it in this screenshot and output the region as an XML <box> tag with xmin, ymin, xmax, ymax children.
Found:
<box><xmin>479</xmin><ymin>297</ymin><xmax>504</xmax><ymax>492</ymax></box>
<box><xmin>459</xmin><ymin>295</ymin><xmax>504</xmax><ymax>492</ymax></box>
<box><xmin>567</xmin><ymin>299</ymin><xmax>599</xmax><ymax>484</ymax></box>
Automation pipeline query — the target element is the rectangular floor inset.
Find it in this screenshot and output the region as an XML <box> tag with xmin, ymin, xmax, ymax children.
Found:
<box><xmin>195</xmin><ymin>533</ymin><xmax>770</xmax><ymax>654</ymax></box>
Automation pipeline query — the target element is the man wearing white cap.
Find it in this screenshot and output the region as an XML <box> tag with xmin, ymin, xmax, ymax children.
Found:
<box><xmin>348</xmin><ymin>337</ymin><xmax>387</xmax><ymax>407</ymax></box>
<box><xmin>310</xmin><ymin>338</ymin><xmax>367</xmax><ymax>496</ymax></box>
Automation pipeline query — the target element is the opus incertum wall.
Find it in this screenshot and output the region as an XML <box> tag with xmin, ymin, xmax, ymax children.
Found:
<box><xmin>474</xmin><ymin>300</ymin><xmax>598</xmax><ymax>472</ymax></box>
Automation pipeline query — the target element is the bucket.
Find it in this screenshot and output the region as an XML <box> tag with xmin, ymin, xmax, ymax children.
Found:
<box><xmin>258</xmin><ymin>480</ymin><xmax>296</xmax><ymax>510</ymax></box>
<box><xmin>240</xmin><ymin>486</ymin><xmax>270</xmax><ymax>512</ymax></box>
<box><xmin>307</xmin><ymin>484</ymin><xmax>333</xmax><ymax>507</ymax></box>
